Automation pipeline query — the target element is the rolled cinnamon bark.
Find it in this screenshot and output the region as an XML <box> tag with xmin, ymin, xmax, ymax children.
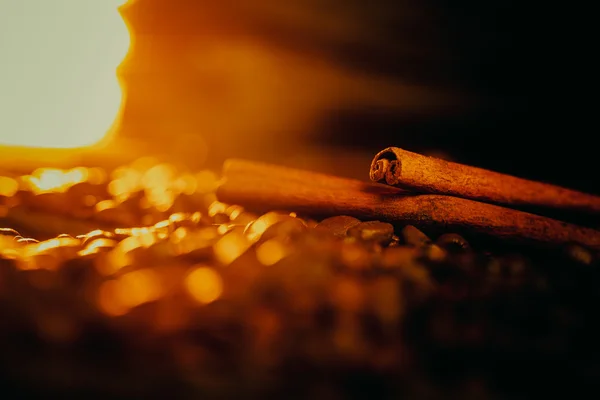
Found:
<box><xmin>369</xmin><ymin>147</ymin><xmax>600</xmax><ymax>218</ymax></box>
<box><xmin>218</xmin><ymin>159</ymin><xmax>600</xmax><ymax>251</ymax></box>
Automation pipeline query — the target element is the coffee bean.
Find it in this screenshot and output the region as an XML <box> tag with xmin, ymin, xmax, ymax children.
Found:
<box><xmin>314</xmin><ymin>216</ymin><xmax>361</xmax><ymax>237</ymax></box>
<box><xmin>17</xmin><ymin>238</ymin><xmax>39</xmax><ymax>244</ymax></box>
<box><xmin>425</xmin><ymin>244</ymin><xmax>447</xmax><ymax>263</ymax></box>
<box><xmin>230</xmin><ymin>211</ymin><xmax>259</xmax><ymax>227</ymax></box>
<box><xmin>0</xmin><ymin>161</ymin><xmax>595</xmax><ymax>399</ymax></box>
<box><xmin>400</xmin><ymin>225</ymin><xmax>431</xmax><ymax>247</ymax></box>
<box><xmin>245</xmin><ymin>212</ymin><xmax>294</xmax><ymax>242</ymax></box>
<box><xmin>260</xmin><ymin>218</ymin><xmax>307</xmax><ymax>243</ymax></box>
<box><xmin>565</xmin><ymin>244</ymin><xmax>594</xmax><ymax>265</ymax></box>
<box><xmin>0</xmin><ymin>227</ymin><xmax>20</xmax><ymax>237</ymax></box>
<box><xmin>348</xmin><ymin>221</ymin><xmax>394</xmax><ymax>245</ymax></box>
<box><xmin>436</xmin><ymin>233</ymin><xmax>470</xmax><ymax>252</ymax></box>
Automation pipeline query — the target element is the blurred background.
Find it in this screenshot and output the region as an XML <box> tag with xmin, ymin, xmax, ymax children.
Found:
<box><xmin>117</xmin><ymin>0</ymin><xmax>597</xmax><ymax>193</ymax></box>
<box><xmin>1</xmin><ymin>2</ymin><xmax>598</xmax><ymax>397</ymax></box>
<box><xmin>1</xmin><ymin>0</ymin><xmax>596</xmax><ymax>193</ymax></box>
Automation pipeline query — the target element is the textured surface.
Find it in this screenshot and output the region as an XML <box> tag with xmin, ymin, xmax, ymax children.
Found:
<box><xmin>370</xmin><ymin>147</ymin><xmax>600</xmax><ymax>226</ymax></box>
<box><xmin>219</xmin><ymin>159</ymin><xmax>600</xmax><ymax>250</ymax></box>
<box><xmin>1</xmin><ymin>160</ymin><xmax>599</xmax><ymax>398</ymax></box>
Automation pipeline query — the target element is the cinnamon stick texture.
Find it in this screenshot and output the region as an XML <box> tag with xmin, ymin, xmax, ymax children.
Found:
<box><xmin>369</xmin><ymin>147</ymin><xmax>600</xmax><ymax>217</ymax></box>
<box><xmin>218</xmin><ymin>159</ymin><xmax>600</xmax><ymax>251</ymax></box>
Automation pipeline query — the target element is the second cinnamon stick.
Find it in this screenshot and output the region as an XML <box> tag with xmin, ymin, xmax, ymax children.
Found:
<box><xmin>218</xmin><ymin>159</ymin><xmax>600</xmax><ymax>251</ymax></box>
<box><xmin>369</xmin><ymin>147</ymin><xmax>600</xmax><ymax>219</ymax></box>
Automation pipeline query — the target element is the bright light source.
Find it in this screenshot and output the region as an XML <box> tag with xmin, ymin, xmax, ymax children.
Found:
<box><xmin>0</xmin><ymin>0</ymin><xmax>129</xmax><ymax>149</ymax></box>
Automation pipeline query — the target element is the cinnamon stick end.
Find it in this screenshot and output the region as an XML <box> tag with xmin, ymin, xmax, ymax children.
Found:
<box><xmin>386</xmin><ymin>160</ymin><xmax>402</xmax><ymax>186</ymax></box>
<box><xmin>369</xmin><ymin>159</ymin><xmax>389</xmax><ymax>182</ymax></box>
<box><xmin>369</xmin><ymin>147</ymin><xmax>405</xmax><ymax>186</ymax></box>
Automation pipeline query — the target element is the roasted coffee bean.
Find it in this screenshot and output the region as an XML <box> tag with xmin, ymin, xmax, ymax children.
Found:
<box><xmin>211</xmin><ymin>213</ymin><xmax>230</xmax><ymax>225</ymax></box>
<box><xmin>400</xmin><ymin>225</ymin><xmax>431</xmax><ymax>247</ymax></box>
<box><xmin>79</xmin><ymin>237</ymin><xmax>118</xmax><ymax>257</ymax></box>
<box><xmin>17</xmin><ymin>237</ymin><xmax>39</xmax><ymax>244</ymax></box>
<box><xmin>82</xmin><ymin>230</ymin><xmax>116</xmax><ymax>246</ymax></box>
<box><xmin>339</xmin><ymin>241</ymin><xmax>372</xmax><ymax>272</ymax></box>
<box><xmin>170</xmin><ymin>212</ymin><xmax>206</xmax><ymax>230</ymax></box>
<box><xmin>0</xmin><ymin>227</ymin><xmax>20</xmax><ymax>237</ymax></box>
<box><xmin>230</xmin><ymin>211</ymin><xmax>259</xmax><ymax>227</ymax></box>
<box><xmin>424</xmin><ymin>244</ymin><xmax>447</xmax><ymax>263</ymax></box>
<box><xmin>380</xmin><ymin>246</ymin><xmax>420</xmax><ymax>270</ymax></box>
<box><xmin>1</xmin><ymin>160</ymin><xmax>597</xmax><ymax>399</ymax></box>
<box><xmin>314</xmin><ymin>215</ymin><xmax>361</xmax><ymax>237</ymax></box>
<box><xmin>214</xmin><ymin>230</ymin><xmax>252</xmax><ymax>265</ymax></box>
<box><xmin>225</xmin><ymin>205</ymin><xmax>244</xmax><ymax>220</ymax></box>
<box><xmin>565</xmin><ymin>244</ymin><xmax>594</xmax><ymax>265</ymax></box>
<box><xmin>207</xmin><ymin>201</ymin><xmax>231</xmax><ymax>224</ymax></box>
<box><xmin>245</xmin><ymin>212</ymin><xmax>294</xmax><ymax>242</ymax></box>
<box><xmin>260</xmin><ymin>218</ymin><xmax>307</xmax><ymax>243</ymax></box>
<box><xmin>436</xmin><ymin>233</ymin><xmax>470</xmax><ymax>252</ymax></box>
<box><xmin>388</xmin><ymin>235</ymin><xmax>401</xmax><ymax>247</ymax></box>
<box><xmin>348</xmin><ymin>221</ymin><xmax>394</xmax><ymax>245</ymax></box>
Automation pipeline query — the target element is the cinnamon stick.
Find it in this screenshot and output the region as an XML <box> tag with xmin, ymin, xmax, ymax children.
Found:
<box><xmin>217</xmin><ymin>159</ymin><xmax>600</xmax><ymax>251</ymax></box>
<box><xmin>369</xmin><ymin>147</ymin><xmax>600</xmax><ymax>219</ymax></box>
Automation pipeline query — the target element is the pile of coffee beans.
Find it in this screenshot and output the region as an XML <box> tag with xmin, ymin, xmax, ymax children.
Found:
<box><xmin>1</xmin><ymin>161</ymin><xmax>598</xmax><ymax>398</ymax></box>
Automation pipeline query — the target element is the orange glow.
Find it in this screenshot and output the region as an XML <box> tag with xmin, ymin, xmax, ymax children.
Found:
<box><xmin>98</xmin><ymin>280</ymin><xmax>129</xmax><ymax>317</ymax></box>
<box><xmin>142</xmin><ymin>164</ymin><xmax>176</xmax><ymax>188</ymax></box>
<box><xmin>96</xmin><ymin>200</ymin><xmax>118</xmax><ymax>213</ymax></box>
<box><xmin>195</xmin><ymin>171</ymin><xmax>220</xmax><ymax>194</ymax></box>
<box><xmin>185</xmin><ymin>266</ymin><xmax>223</xmax><ymax>304</ymax></box>
<box><xmin>21</xmin><ymin>167</ymin><xmax>88</xmax><ymax>194</ymax></box>
<box><xmin>256</xmin><ymin>239</ymin><xmax>289</xmax><ymax>266</ymax></box>
<box><xmin>208</xmin><ymin>201</ymin><xmax>228</xmax><ymax>217</ymax></box>
<box><xmin>227</xmin><ymin>206</ymin><xmax>244</xmax><ymax>221</ymax></box>
<box><xmin>0</xmin><ymin>236</ymin><xmax>19</xmax><ymax>259</ymax></box>
<box><xmin>172</xmin><ymin>227</ymin><xmax>189</xmax><ymax>243</ymax></box>
<box><xmin>244</xmin><ymin>212</ymin><xmax>294</xmax><ymax>242</ymax></box>
<box><xmin>20</xmin><ymin>237</ymin><xmax>77</xmax><ymax>258</ymax></box>
<box><xmin>214</xmin><ymin>231</ymin><xmax>251</xmax><ymax>265</ymax></box>
<box><xmin>175</xmin><ymin>174</ymin><xmax>198</xmax><ymax>195</ymax></box>
<box><xmin>0</xmin><ymin>0</ymin><xmax>129</xmax><ymax>149</ymax></box>
<box><xmin>109</xmin><ymin>236</ymin><xmax>141</xmax><ymax>271</ymax></box>
<box><xmin>332</xmin><ymin>278</ymin><xmax>365</xmax><ymax>313</ymax></box>
<box><xmin>0</xmin><ymin>176</ymin><xmax>19</xmax><ymax>197</ymax></box>
<box><xmin>78</xmin><ymin>238</ymin><xmax>118</xmax><ymax>257</ymax></box>
<box><xmin>35</xmin><ymin>238</ymin><xmax>66</xmax><ymax>253</ymax></box>
<box><xmin>97</xmin><ymin>268</ymin><xmax>163</xmax><ymax>316</ymax></box>
<box><xmin>118</xmin><ymin>269</ymin><xmax>163</xmax><ymax>308</ymax></box>
<box><xmin>87</xmin><ymin>168</ymin><xmax>108</xmax><ymax>185</ymax></box>
<box><xmin>86</xmin><ymin>230</ymin><xmax>115</xmax><ymax>240</ymax></box>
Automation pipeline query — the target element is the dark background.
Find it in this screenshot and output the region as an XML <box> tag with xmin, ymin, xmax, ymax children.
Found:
<box><xmin>117</xmin><ymin>0</ymin><xmax>597</xmax><ymax>193</ymax></box>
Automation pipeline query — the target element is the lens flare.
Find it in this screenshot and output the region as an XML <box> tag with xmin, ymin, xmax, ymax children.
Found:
<box><xmin>0</xmin><ymin>0</ymin><xmax>129</xmax><ymax>148</ymax></box>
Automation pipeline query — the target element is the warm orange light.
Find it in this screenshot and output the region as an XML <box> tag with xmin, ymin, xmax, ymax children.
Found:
<box><xmin>97</xmin><ymin>268</ymin><xmax>163</xmax><ymax>316</ymax></box>
<box><xmin>0</xmin><ymin>0</ymin><xmax>129</xmax><ymax>149</ymax></box>
<box><xmin>78</xmin><ymin>238</ymin><xmax>118</xmax><ymax>257</ymax></box>
<box><xmin>256</xmin><ymin>239</ymin><xmax>289</xmax><ymax>266</ymax></box>
<box><xmin>118</xmin><ymin>269</ymin><xmax>163</xmax><ymax>308</ymax></box>
<box><xmin>214</xmin><ymin>231</ymin><xmax>251</xmax><ymax>265</ymax></box>
<box><xmin>98</xmin><ymin>280</ymin><xmax>129</xmax><ymax>317</ymax></box>
<box><xmin>0</xmin><ymin>177</ymin><xmax>19</xmax><ymax>197</ymax></box>
<box><xmin>22</xmin><ymin>167</ymin><xmax>88</xmax><ymax>194</ymax></box>
<box><xmin>185</xmin><ymin>266</ymin><xmax>223</xmax><ymax>304</ymax></box>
